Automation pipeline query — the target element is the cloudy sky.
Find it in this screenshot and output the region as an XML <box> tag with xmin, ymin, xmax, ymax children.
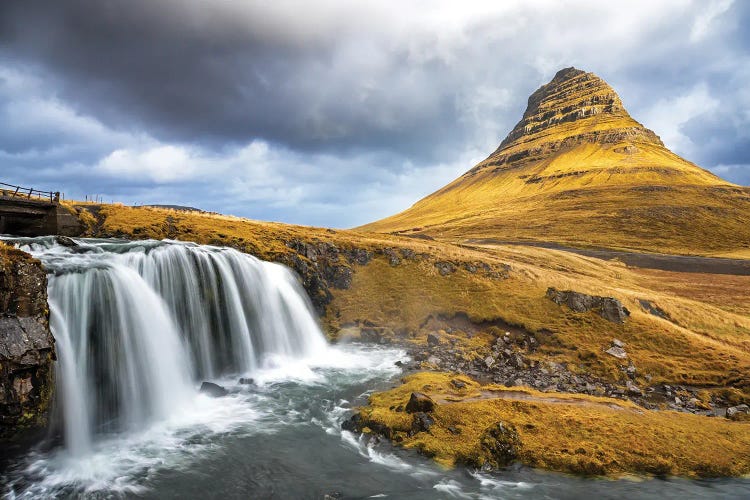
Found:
<box><xmin>0</xmin><ymin>0</ymin><xmax>748</xmax><ymax>227</ymax></box>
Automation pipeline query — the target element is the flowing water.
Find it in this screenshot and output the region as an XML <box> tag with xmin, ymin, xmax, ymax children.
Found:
<box><xmin>1</xmin><ymin>236</ymin><xmax>748</xmax><ymax>499</ymax></box>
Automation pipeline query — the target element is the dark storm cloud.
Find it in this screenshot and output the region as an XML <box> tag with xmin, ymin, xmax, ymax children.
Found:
<box><xmin>0</xmin><ymin>0</ymin><xmax>469</xmax><ymax>162</ymax></box>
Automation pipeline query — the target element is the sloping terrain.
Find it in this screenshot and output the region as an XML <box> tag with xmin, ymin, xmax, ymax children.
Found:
<box><xmin>361</xmin><ymin>68</ymin><xmax>750</xmax><ymax>256</ymax></box>
<box><xmin>32</xmin><ymin>201</ymin><xmax>750</xmax><ymax>477</ymax></box>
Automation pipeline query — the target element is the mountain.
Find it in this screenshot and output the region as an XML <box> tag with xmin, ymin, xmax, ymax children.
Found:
<box><xmin>360</xmin><ymin>68</ymin><xmax>750</xmax><ymax>256</ymax></box>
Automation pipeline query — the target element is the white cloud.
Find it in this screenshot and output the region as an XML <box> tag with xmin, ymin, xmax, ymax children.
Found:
<box><xmin>690</xmin><ymin>0</ymin><xmax>734</xmax><ymax>42</ymax></box>
<box><xmin>640</xmin><ymin>83</ymin><xmax>720</xmax><ymax>157</ymax></box>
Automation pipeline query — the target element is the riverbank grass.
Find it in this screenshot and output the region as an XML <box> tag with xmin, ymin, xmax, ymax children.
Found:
<box><xmin>358</xmin><ymin>372</ymin><xmax>750</xmax><ymax>478</ymax></box>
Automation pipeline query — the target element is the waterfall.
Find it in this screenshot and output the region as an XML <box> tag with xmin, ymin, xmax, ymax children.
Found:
<box><xmin>13</xmin><ymin>237</ymin><xmax>328</xmax><ymax>456</ymax></box>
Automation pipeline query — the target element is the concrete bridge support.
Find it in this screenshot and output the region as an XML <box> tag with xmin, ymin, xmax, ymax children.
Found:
<box><xmin>0</xmin><ymin>197</ymin><xmax>83</xmax><ymax>237</ymax></box>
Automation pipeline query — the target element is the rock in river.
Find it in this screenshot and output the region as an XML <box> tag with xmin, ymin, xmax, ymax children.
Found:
<box><xmin>200</xmin><ymin>381</ymin><xmax>228</xmax><ymax>397</ymax></box>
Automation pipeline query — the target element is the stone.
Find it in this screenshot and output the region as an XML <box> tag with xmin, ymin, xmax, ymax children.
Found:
<box><xmin>612</xmin><ymin>339</ymin><xmax>625</xmax><ymax>348</ymax></box>
<box><xmin>238</xmin><ymin>377</ymin><xmax>254</xmax><ymax>385</ymax></box>
<box><xmin>345</xmin><ymin>248</ymin><xmax>373</xmax><ymax>266</ymax></box>
<box><xmin>382</xmin><ymin>248</ymin><xmax>401</xmax><ymax>266</ymax></box>
<box><xmin>341</xmin><ymin>413</ymin><xmax>362</xmax><ymax>432</ymax></box>
<box><xmin>726</xmin><ymin>404</ymin><xmax>750</xmax><ymax>419</ymax></box>
<box><xmin>479</xmin><ymin>422</ymin><xmax>520</xmax><ymax>467</ymax></box>
<box><xmin>546</xmin><ymin>288</ymin><xmax>630</xmax><ymax>323</ymax></box>
<box><xmin>411</xmin><ymin>412</ymin><xmax>435</xmax><ymax>434</ymax></box>
<box><xmin>54</xmin><ymin>235</ymin><xmax>79</xmax><ymax>248</ymax></box>
<box><xmin>484</xmin><ymin>356</ymin><xmax>495</xmax><ymax>369</ymax></box>
<box><xmin>427</xmin><ymin>356</ymin><xmax>441</xmax><ymax>366</ymax></box>
<box><xmin>199</xmin><ymin>381</ymin><xmax>228</xmax><ymax>397</ymax></box>
<box><xmin>0</xmin><ymin>248</ymin><xmax>55</xmax><ymax>442</ymax></box>
<box><xmin>450</xmin><ymin>378</ymin><xmax>467</xmax><ymax>389</ymax></box>
<box><xmin>405</xmin><ymin>392</ymin><xmax>435</xmax><ymax>413</ymax></box>
<box><xmin>626</xmin><ymin>380</ymin><xmax>642</xmax><ymax>396</ymax></box>
<box><xmin>605</xmin><ymin>346</ymin><xmax>627</xmax><ymax>359</ymax></box>
<box><xmin>509</xmin><ymin>354</ymin><xmax>525</xmax><ymax>368</ymax></box>
<box><xmin>427</xmin><ymin>333</ymin><xmax>440</xmax><ymax>346</ymax></box>
<box><xmin>434</xmin><ymin>261</ymin><xmax>456</xmax><ymax>276</ymax></box>
<box><xmin>323</xmin><ymin>264</ymin><xmax>353</xmax><ymax>290</ymax></box>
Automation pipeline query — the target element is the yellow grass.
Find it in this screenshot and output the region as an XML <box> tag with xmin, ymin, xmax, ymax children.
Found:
<box><xmin>63</xmin><ymin>203</ymin><xmax>750</xmax><ymax>392</ymax></box>
<box><xmin>358</xmin><ymin>372</ymin><xmax>750</xmax><ymax>477</ymax></box>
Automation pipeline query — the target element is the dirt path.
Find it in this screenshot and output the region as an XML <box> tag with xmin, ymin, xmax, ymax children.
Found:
<box><xmin>466</xmin><ymin>239</ymin><xmax>750</xmax><ymax>275</ymax></box>
<box><xmin>436</xmin><ymin>389</ymin><xmax>641</xmax><ymax>413</ymax></box>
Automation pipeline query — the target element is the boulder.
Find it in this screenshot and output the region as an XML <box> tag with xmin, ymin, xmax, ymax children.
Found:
<box><xmin>427</xmin><ymin>332</ymin><xmax>441</xmax><ymax>346</ymax></box>
<box><xmin>199</xmin><ymin>381</ymin><xmax>228</xmax><ymax>397</ymax></box>
<box><xmin>382</xmin><ymin>248</ymin><xmax>401</xmax><ymax>266</ymax></box>
<box><xmin>426</xmin><ymin>356</ymin><xmax>441</xmax><ymax>366</ymax></box>
<box><xmin>54</xmin><ymin>235</ymin><xmax>79</xmax><ymax>248</ymax></box>
<box><xmin>410</xmin><ymin>412</ymin><xmax>435</xmax><ymax>434</ymax></box>
<box><xmin>238</xmin><ymin>377</ymin><xmax>255</xmax><ymax>385</ymax></box>
<box><xmin>726</xmin><ymin>404</ymin><xmax>750</xmax><ymax>419</ymax></box>
<box><xmin>344</xmin><ymin>248</ymin><xmax>373</xmax><ymax>266</ymax></box>
<box><xmin>450</xmin><ymin>378</ymin><xmax>467</xmax><ymax>389</ymax></box>
<box><xmin>435</xmin><ymin>261</ymin><xmax>456</xmax><ymax>276</ymax></box>
<box><xmin>546</xmin><ymin>287</ymin><xmax>630</xmax><ymax>323</ymax></box>
<box><xmin>341</xmin><ymin>413</ymin><xmax>362</xmax><ymax>432</ymax></box>
<box><xmin>605</xmin><ymin>346</ymin><xmax>628</xmax><ymax>359</ymax></box>
<box><xmin>405</xmin><ymin>392</ymin><xmax>435</xmax><ymax>413</ymax></box>
<box><xmin>626</xmin><ymin>380</ymin><xmax>642</xmax><ymax>396</ymax></box>
<box><xmin>479</xmin><ymin>422</ymin><xmax>521</xmax><ymax>467</ymax></box>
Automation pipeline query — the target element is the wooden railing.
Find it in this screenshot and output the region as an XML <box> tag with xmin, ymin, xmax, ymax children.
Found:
<box><xmin>0</xmin><ymin>182</ymin><xmax>59</xmax><ymax>203</ymax></box>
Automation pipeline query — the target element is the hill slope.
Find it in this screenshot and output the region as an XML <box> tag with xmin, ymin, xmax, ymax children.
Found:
<box><xmin>360</xmin><ymin>67</ymin><xmax>750</xmax><ymax>256</ymax></box>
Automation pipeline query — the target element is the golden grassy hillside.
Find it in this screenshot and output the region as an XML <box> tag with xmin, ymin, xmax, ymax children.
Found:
<box><xmin>360</xmin><ymin>68</ymin><xmax>750</xmax><ymax>256</ymax></box>
<box><xmin>67</xmin><ymin>203</ymin><xmax>750</xmax><ymax>392</ymax></box>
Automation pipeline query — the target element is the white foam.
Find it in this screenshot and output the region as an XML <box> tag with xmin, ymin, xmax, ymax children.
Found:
<box><xmin>7</xmin><ymin>343</ymin><xmax>407</xmax><ymax>497</ymax></box>
<box><xmin>434</xmin><ymin>479</ymin><xmax>474</xmax><ymax>498</ymax></box>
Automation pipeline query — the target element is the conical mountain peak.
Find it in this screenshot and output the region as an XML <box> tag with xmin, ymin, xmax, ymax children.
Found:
<box><xmin>486</xmin><ymin>68</ymin><xmax>664</xmax><ymax>169</ymax></box>
<box><xmin>359</xmin><ymin>67</ymin><xmax>747</xmax><ymax>254</ymax></box>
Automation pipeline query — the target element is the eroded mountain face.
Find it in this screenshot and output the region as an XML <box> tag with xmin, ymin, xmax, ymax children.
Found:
<box><xmin>485</xmin><ymin>67</ymin><xmax>661</xmax><ymax>168</ymax></box>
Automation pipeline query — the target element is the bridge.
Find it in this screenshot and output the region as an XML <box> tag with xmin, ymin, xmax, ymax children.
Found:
<box><xmin>0</xmin><ymin>182</ymin><xmax>82</xmax><ymax>236</ymax></box>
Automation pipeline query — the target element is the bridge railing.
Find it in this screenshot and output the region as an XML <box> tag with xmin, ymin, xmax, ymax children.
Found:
<box><xmin>0</xmin><ymin>182</ymin><xmax>59</xmax><ymax>203</ymax></box>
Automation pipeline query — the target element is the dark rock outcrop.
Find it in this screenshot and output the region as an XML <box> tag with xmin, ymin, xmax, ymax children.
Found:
<box><xmin>0</xmin><ymin>246</ymin><xmax>55</xmax><ymax>441</ymax></box>
<box><xmin>410</xmin><ymin>412</ymin><xmax>434</xmax><ymax>434</ymax></box>
<box><xmin>405</xmin><ymin>392</ymin><xmax>435</xmax><ymax>413</ymax></box>
<box><xmin>435</xmin><ymin>261</ymin><xmax>456</xmax><ymax>276</ymax></box>
<box><xmin>479</xmin><ymin>422</ymin><xmax>520</xmax><ymax>467</ymax></box>
<box><xmin>546</xmin><ymin>287</ymin><xmax>630</xmax><ymax>323</ymax></box>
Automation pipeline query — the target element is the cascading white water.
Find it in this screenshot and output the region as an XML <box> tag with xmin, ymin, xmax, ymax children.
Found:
<box><xmin>12</xmin><ymin>236</ymin><xmax>328</xmax><ymax>456</ymax></box>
